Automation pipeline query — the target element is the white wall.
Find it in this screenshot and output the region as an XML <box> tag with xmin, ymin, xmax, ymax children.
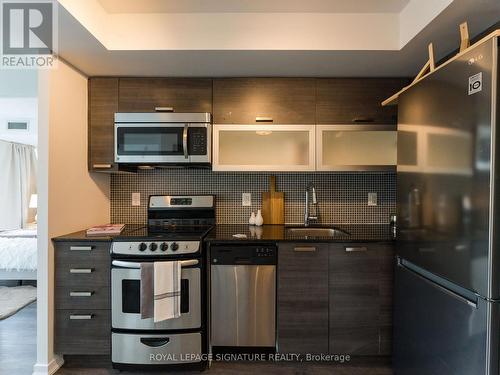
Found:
<box><xmin>35</xmin><ymin>60</ymin><xmax>110</xmax><ymax>375</ymax></box>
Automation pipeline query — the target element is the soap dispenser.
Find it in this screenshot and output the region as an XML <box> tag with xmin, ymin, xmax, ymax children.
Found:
<box><xmin>255</xmin><ymin>209</ymin><xmax>264</xmax><ymax>226</ymax></box>
<box><xmin>249</xmin><ymin>211</ymin><xmax>256</xmax><ymax>225</ymax></box>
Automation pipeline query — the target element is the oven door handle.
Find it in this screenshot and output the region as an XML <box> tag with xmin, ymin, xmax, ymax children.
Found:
<box><xmin>112</xmin><ymin>259</ymin><xmax>199</xmax><ymax>269</ymax></box>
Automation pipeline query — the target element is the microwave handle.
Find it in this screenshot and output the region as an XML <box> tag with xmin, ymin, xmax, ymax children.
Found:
<box><xmin>183</xmin><ymin>125</ymin><xmax>188</xmax><ymax>159</ymax></box>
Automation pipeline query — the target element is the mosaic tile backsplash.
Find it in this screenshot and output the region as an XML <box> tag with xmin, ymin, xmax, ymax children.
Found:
<box><xmin>110</xmin><ymin>170</ymin><xmax>396</xmax><ymax>225</ymax></box>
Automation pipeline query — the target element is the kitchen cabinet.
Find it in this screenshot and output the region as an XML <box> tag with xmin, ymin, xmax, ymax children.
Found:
<box><xmin>316</xmin><ymin>125</ymin><xmax>397</xmax><ymax>171</ymax></box>
<box><xmin>329</xmin><ymin>243</ymin><xmax>395</xmax><ymax>356</ymax></box>
<box><xmin>316</xmin><ymin>78</ymin><xmax>408</xmax><ymax>124</ymax></box>
<box><xmin>88</xmin><ymin>78</ymin><xmax>121</xmax><ymax>173</ymax></box>
<box><xmin>277</xmin><ymin>243</ymin><xmax>329</xmax><ymax>354</ymax></box>
<box><xmin>213</xmin><ymin>78</ymin><xmax>316</xmax><ymax>124</ymax></box>
<box><xmin>277</xmin><ymin>241</ymin><xmax>394</xmax><ymax>356</ymax></box>
<box><xmin>118</xmin><ymin>78</ymin><xmax>212</xmax><ymax>113</ymax></box>
<box><xmin>213</xmin><ymin>124</ymin><xmax>316</xmax><ymax>171</ymax></box>
<box><xmin>54</xmin><ymin>240</ymin><xmax>111</xmax><ymax>355</ymax></box>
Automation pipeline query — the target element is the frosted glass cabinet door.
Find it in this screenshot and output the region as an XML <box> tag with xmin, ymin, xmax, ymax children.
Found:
<box><xmin>213</xmin><ymin>124</ymin><xmax>315</xmax><ymax>171</ymax></box>
<box><xmin>317</xmin><ymin>125</ymin><xmax>397</xmax><ymax>171</ymax></box>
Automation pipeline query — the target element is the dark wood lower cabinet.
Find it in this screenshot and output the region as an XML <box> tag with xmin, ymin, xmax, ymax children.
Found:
<box><xmin>277</xmin><ymin>243</ymin><xmax>329</xmax><ymax>354</ymax></box>
<box><xmin>54</xmin><ymin>310</ymin><xmax>111</xmax><ymax>355</ymax></box>
<box><xmin>329</xmin><ymin>243</ymin><xmax>395</xmax><ymax>356</ymax></box>
<box><xmin>277</xmin><ymin>242</ymin><xmax>394</xmax><ymax>357</ymax></box>
<box><xmin>54</xmin><ymin>240</ymin><xmax>112</xmax><ymax>355</ymax></box>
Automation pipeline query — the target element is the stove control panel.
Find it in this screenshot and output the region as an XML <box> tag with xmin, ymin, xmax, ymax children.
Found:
<box><xmin>112</xmin><ymin>241</ymin><xmax>200</xmax><ymax>256</ymax></box>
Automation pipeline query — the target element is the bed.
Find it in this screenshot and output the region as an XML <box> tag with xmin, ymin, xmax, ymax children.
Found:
<box><xmin>0</xmin><ymin>228</ymin><xmax>37</xmax><ymax>280</ymax></box>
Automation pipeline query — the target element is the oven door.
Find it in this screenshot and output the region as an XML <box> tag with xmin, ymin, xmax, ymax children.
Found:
<box><xmin>111</xmin><ymin>259</ymin><xmax>201</xmax><ymax>330</ymax></box>
<box><xmin>115</xmin><ymin>123</ymin><xmax>210</xmax><ymax>164</ymax></box>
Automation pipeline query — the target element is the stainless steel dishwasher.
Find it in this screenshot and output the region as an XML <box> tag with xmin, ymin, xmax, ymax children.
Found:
<box><xmin>210</xmin><ymin>244</ymin><xmax>277</xmax><ymax>351</ymax></box>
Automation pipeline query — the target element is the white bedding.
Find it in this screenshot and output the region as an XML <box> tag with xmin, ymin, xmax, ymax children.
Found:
<box><xmin>0</xmin><ymin>236</ymin><xmax>37</xmax><ymax>271</ymax></box>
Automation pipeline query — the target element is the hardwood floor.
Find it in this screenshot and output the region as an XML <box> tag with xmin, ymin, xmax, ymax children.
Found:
<box><xmin>0</xmin><ymin>302</ymin><xmax>37</xmax><ymax>375</ymax></box>
<box><xmin>57</xmin><ymin>360</ymin><xmax>392</xmax><ymax>375</ymax></box>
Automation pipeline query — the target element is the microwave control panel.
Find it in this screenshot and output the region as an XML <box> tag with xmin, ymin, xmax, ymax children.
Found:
<box><xmin>188</xmin><ymin>127</ymin><xmax>208</xmax><ymax>155</ymax></box>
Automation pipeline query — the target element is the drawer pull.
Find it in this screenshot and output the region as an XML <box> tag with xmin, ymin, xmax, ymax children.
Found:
<box><xmin>69</xmin><ymin>246</ymin><xmax>94</xmax><ymax>251</ymax></box>
<box><xmin>140</xmin><ymin>337</ymin><xmax>170</xmax><ymax>348</ymax></box>
<box><xmin>70</xmin><ymin>268</ymin><xmax>94</xmax><ymax>274</ymax></box>
<box><xmin>69</xmin><ymin>314</ymin><xmax>93</xmax><ymax>320</ymax></box>
<box><xmin>155</xmin><ymin>107</ymin><xmax>174</xmax><ymax>112</ymax></box>
<box><xmin>92</xmin><ymin>164</ymin><xmax>112</xmax><ymax>169</ymax></box>
<box><xmin>345</xmin><ymin>246</ymin><xmax>368</xmax><ymax>252</ymax></box>
<box><xmin>70</xmin><ymin>291</ymin><xmax>94</xmax><ymax>297</ymax></box>
<box><xmin>256</xmin><ymin>116</ymin><xmax>273</xmax><ymax>122</ymax></box>
<box><xmin>294</xmin><ymin>246</ymin><xmax>317</xmax><ymax>252</ymax></box>
<box><xmin>352</xmin><ymin>117</ymin><xmax>375</xmax><ymax>123</ymax></box>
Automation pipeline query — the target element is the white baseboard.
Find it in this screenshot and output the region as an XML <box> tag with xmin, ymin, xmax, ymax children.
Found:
<box><xmin>32</xmin><ymin>355</ymin><xmax>64</xmax><ymax>375</ymax></box>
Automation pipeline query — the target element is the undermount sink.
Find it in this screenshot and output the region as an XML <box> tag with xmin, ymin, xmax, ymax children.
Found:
<box><xmin>286</xmin><ymin>227</ymin><xmax>349</xmax><ymax>238</ymax></box>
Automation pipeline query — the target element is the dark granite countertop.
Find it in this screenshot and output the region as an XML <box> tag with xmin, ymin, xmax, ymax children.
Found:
<box><xmin>52</xmin><ymin>230</ymin><xmax>114</xmax><ymax>242</ymax></box>
<box><xmin>52</xmin><ymin>224</ymin><xmax>146</xmax><ymax>242</ymax></box>
<box><xmin>53</xmin><ymin>224</ymin><xmax>395</xmax><ymax>244</ymax></box>
<box><xmin>205</xmin><ymin>224</ymin><xmax>395</xmax><ymax>243</ymax></box>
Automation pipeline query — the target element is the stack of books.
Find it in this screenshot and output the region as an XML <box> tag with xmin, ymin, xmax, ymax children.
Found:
<box><xmin>86</xmin><ymin>224</ymin><xmax>125</xmax><ymax>236</ymax></box>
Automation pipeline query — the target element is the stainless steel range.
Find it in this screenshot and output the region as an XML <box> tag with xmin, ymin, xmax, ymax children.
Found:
<box><xmin>110</xmin><ymin>195</ymin><xmax>215</xmax><ymax>371</ymax></box>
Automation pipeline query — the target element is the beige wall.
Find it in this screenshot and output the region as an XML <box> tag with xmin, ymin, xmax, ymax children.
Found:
<box><xmin>35</xmin><ymin>60</ymin><xmax>110</xmax><ymax>374</ymax></box>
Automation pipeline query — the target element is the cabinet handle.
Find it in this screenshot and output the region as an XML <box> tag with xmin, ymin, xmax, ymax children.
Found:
<box><xmin>294</xmin><ymin>246</ymin><xmax>317</xmax><ymax>252</ymax></box>
<box><xmin>70</xmin><ymin>268</ymin><xmax>94</xmax><ymax>274</ymax></box>
<box><xmin>69</xmin><ymin>291</ymin><xmax>94</xmax><ymax>297</ymax></box>
<box><xmin>256</xmin><ymin>116</ymin><xmax>273</xmax><ymax>122</ymax></box>
<box><xmin>419</xmin><ymin>247</ymin><xmax>435</xmax><ymax>253</ymax></box>
<box><xmin>69</xmin><ymin>314</ymin><xmax>93</xmax><ymax>320</ymax></box>
<box><xmin>155</xmin><ymin>107</ymin><xmax>174</xmax><ymax>112</ymax></box>
<box><xmin>69</xmin><ymin>246</ymin><xmax>94</xmax><ymax>251</ymax></box>
<box><xmin>345</xmin><ymin>246</ymin><xmax>367</xmax><ymax>252</ymax></box>
<box><xmin>92</xmin><ymin>164</ymin><xmax>112</xmax><ymax>169</ymax></box>
<box><xmin>352</xmin><ymin>117</ymin><xmax>375</xmax><ymax>123</ymax></box>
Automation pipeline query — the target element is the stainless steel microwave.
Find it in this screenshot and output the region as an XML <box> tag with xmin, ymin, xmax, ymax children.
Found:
<box><xmin>114</xmin><ymin>112</ymin><xmax>211</xmax><ymax>165</ymax></box>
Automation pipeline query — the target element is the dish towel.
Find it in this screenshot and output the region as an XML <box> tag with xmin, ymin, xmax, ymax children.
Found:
<box><xmin>154</xmin><ymin>261</ymin><xmax>182</xmax><ymax>322</ymax></box>
<box><xmin>140</xmin><ymin>263</ymin><xmax>154</xmax><ymax>319</ymax></box>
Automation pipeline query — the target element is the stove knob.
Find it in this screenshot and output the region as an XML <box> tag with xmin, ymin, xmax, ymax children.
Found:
<box><xmin>160</xmin><ymin>242</ymin><xmax>168</xmax><ymax>252</ymax></box>
<box><xmin>138</xmin><ymin>243</ymin><xmax>147</xmax><ymax>252</ymax></box>
<box><xmin>149</xmin><ymin>243</ymin><xmax>158</xmax><ymax>252</ymax></box>
<box><xmin>170</xmin><ymin>242</ymin><xmax>179</xmax><ymax>251</ymax></box>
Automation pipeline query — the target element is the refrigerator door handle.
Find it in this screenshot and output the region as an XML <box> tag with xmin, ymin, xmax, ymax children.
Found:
<box><xmin>399</xmin><ymin>260</ymin><xmax>478</xmax><ymax>309</ymax></box>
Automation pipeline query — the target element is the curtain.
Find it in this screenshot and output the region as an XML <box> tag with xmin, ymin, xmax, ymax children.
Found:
<box><xmin>0</xmin><ymin>140</ymin><xmax>37</xmax><ymax>230</ymax></box>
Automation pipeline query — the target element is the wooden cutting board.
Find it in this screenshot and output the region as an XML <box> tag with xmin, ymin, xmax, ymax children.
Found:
<box><xmin>261</xmin><ymin>176</ymin><xmax>284</xmax><ymax>224</ymax></box>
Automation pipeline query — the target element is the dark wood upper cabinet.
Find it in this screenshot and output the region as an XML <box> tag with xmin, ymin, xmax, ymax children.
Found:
<box><xmin>277</xmin><ymin>243</ymin><xmax>329</xmax><ymax>354</ymax></box>
<box><xmin>213</xmin><ymin>78</ymin><xmax>316</xmax><ymax>124</ymax></box>
<box><xmin>329</xmin><ymin>243</ymin><xmax>395</xmax><ymax>356</ymax></box>
<box><xmin>316</xmin><ymin>78</ymin><xmax>408</xmax><ymax>124</ymax></box>
<box><xmin>118</xmin><ymin>78</ymin><xmax>212</xmax><ymax>113</ymax></box>
<box><xmin>88</xmin><ymin>77</ymin><xmax>119</xmax><ymax>173</ymax></box>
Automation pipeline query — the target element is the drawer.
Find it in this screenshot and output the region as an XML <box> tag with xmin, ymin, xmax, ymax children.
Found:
<box><xmin>55</xmin><ymin>241</ymin><xmax>111</xmax><ymax>263</ymax></box>
<box><xmin>55</xmin><ymin>285</ymin><xmax>110</xmax><ymax>309</ymax></box>
<box><xmin>112</xmin><ymin>332</ymin><xmax>201</xmax><ymax>365</ymax></box>
<box><xmin>55</xmin><ymin>310</ymin><xmax>110</xmax><ymax>355</ymax></box>
<box><xmin>55</xmin><ymin>259</ymin><xmax>110</xmax><ymax>287</ymax></box>
<box><xmin>55</xmin><ymin>241</ymin><xmax>110</xmax><ymax>286</ymax></box>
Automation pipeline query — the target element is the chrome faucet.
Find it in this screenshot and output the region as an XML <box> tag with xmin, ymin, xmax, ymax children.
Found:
<box><xmin>304</xmin><ymin>183</ymin><xmax>319</xmax><ymax>226</ymax></box>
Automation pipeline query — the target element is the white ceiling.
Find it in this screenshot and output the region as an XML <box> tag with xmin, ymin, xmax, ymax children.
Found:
<box><xmin>57</xmin><ymin>0</ymin><xmax>500</xmax><ymax>77</ymax></box>
<box><xmin>97</xmin><ymin>0</ymin><xmax>411</xmax><ymax>14</ymax></box>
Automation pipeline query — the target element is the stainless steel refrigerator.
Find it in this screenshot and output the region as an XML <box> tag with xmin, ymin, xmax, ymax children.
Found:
<box><xmin>394</xmin><ymin>34</ymin><xmax>500</xmax><ymax>375</ymax></box>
